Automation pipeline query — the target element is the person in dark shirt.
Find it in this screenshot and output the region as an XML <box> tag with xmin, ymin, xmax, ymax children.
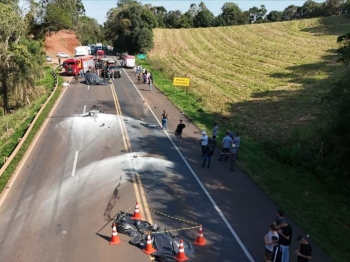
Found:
<box><xmin>276</xmin><ymin>218</ymin><xmax>292</xmax><ymax>262</ymax></box>
<box><xmin>175</xmin><ymin>120</ymin><xmax>186</xmax><ymax>143</ymax></box>
<box><xmin>273</xmin><ymin>210</ymin><xmax>284</xmax><ymax>226</ymax></box>
<box><xmin>295</xmin><ymin>236</ymin><xmax>312</xmax><ymax>262</ymax></box>
<box><xmin>271</xmin><ymin>236</ymin><xmax>282</xmax><ymax>262</ymax></box>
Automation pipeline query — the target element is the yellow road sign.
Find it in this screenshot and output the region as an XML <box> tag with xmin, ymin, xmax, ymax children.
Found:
<box><xmin>173</xmin><ymin>77</ymin><xmax>190</xmax><ymax>87</ymax></box>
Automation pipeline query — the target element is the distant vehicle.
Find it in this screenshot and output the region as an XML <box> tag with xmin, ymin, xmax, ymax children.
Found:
<box><xmin>75</xmin><ymin>46</ymin><xmax>90</xmax><ymax>57</ymax></box>
<box><xmin>57</xmin><ymin>52</ymin><xmax>70</xmax><ymax>58</ymax></box>
<box><xmin>64</xmin><ymin>55</ymin><xmax>94</xmax><ymax>76</ymax></box>
<box><xmin>123</xmin><ymin>55</ymin><xmax>135</xmax><ymax>68</ymax></box>
<box><xmin>101</xmin><ymin>65</ymin><xmax>121</xmax><ymax>78</ymax></box>
<box><xmin>97</xmin><ymin>49</ymin><xmax>105</xmax><ymax>59</ymax></box>
<box><xmin>96</xmin><ymin>43</ymin><xmax>102</xmax><ymax>50</ymax></box>
<box><xmin>46</xmin><ymin>55</ymin><xmax>52</xmax><ymax>62</ymax></box>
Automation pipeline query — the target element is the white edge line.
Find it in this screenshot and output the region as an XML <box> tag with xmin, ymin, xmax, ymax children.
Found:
<box><xmin>119</xmin><ymin>58</ymin><xmax>255</xmax><ymax>262</ymax></box>
<box><xmin>0</xmin><ymin>76</ymin><xmax>73</xmax><ymax>208</ymax></box>
<box><xmin>71</xmin><ymin>151</ymin><xmax>79</xmax><ymax>177</ymax></box>
<box><xmin>83</xmin><ymin>105</ymin><xmax>86</xmax><ymax>114</ymax></box>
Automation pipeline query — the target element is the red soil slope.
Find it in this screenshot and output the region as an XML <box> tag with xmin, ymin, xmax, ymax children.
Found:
<box><xmin>44</xmin><ymin>30</ymin><xmax>80</xmax><ymax>57</ymax></box>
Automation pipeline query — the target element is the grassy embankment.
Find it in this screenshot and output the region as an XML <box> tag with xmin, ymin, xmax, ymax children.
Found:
<box><xmin>137</xmin><ymin>16</ymin><xmax>350</xmax><ymax>262</ymax></box>
<box><xmin>0</xmin><ymin>66</ymin><xmax>63</xmax><ymax>193</ymax></box>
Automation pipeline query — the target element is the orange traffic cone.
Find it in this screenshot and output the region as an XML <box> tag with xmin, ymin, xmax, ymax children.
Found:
<box><xmin>131</xmin><ymin>202</ymin><xmax>142</xmax><ymax>220</ymax></box>
<box><xmin>109</xmin><ymin>223</ymin><xmax>121</xmax><ymax>245</ymax></box>
<box><xmin>142</xmin><ymin>233</ymin><xmax>157</xmax><ymax>255</ymax></box>
<box><xmin>174</xmin><ymin>239</ymin><xmax>188</xmax><ymax>262</ymax></box>
<box><xmin>194</xmin><ymin>225</ymin><xmax>206</xmax><ymax>246</ymax></box>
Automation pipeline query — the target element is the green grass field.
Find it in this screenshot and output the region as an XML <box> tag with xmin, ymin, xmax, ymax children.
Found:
<box><xmin>138</xmin><ymin>15</ymin><xmax>350</xmax><ymax>262</ymax></box>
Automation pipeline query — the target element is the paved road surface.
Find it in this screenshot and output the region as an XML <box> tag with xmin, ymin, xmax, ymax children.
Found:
<box><xmin>0</xmin><ymin>57</ymin><xmax>330</xmax><ymax>262</ymax></box>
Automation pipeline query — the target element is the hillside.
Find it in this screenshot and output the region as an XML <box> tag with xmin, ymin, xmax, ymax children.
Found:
<box><xmin>149</xmin><ymin>16</ymin><xmax>350</xmax><ymax>142</ymax></box>
<box><xmin>44</xmin><ymin>30</ymin><xmax>80</xmax><ymax>58</ymax></box>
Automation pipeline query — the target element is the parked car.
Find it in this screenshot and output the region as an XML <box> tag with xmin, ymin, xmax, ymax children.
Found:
<box><xmin>57</xmin><ymin>52</ymin><xmax>70</xmax><ymax>58</ymax></box>
<box><xmin>46</xmin><ymin>55</ymin><xmax>52</xmax><ymax>62</ymax></box>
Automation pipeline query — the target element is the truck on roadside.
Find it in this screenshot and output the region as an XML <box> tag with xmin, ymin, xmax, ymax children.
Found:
<box><xmin>75</xmin><ymin>46</ymin><xmax>90</xmax><ymax>57</ymax></box>
<box><xmin>122</xmin><ymin>55</ymin><xmax>135</xmax><ymax>68</ymax></box>
<box><xmin>63</xmin><ymin>55</ymin><xmax>94</xmax><ymax>76</ymax></box>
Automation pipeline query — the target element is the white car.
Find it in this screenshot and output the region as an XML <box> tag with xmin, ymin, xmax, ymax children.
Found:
<box><xmin>57</xmin><ymin>52</ymin><xmax>70</xmax><ymax>58</ymax></box>
<box><xmin>46</xmin><ymin>55</ymin><xmax>52</xmax><ymax>62</ymax></box>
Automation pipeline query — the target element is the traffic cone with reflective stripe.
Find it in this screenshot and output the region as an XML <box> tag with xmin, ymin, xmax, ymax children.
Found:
<box><xmin>109</xmin><ymin>223</ymin><xmax>120</xmax><ymax>245</ymax></box>
<box><xmin>194</xmin><ymin>225</ymin><xmax>206</xmax><ymax>246</ymax></box>
<box><xmin>142</xmin><ymin>233</ymin><xmax>157</xmax><ymax>255</ymax></box>
<box><xmin>131</xmin><ymin>202</ymin><xmax>142</xmax><ymax>220</ymax></box>
<box><xmin>174</xmin><ymin>239</ymin><xmax>188</xmax><ymax>261</ymax></box>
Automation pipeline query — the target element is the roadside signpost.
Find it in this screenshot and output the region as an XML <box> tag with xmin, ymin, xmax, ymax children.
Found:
<box><xmin>173</xmin><ymin>77</ymin><xmax>190</xmax><ymax>94</ymax></box>
<box><xmin>137</xmin><ymin>54</ymin><xmax>147</xmax><ymax>60</ymax></box>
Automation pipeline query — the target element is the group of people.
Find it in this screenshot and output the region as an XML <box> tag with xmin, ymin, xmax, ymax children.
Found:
<box><xmin>134</xmin><ymin>65</ymin><xmax>153</xmax><ymax>90</ymax></box>
<box><xmin>265</xmin><ymin>210</ymin><xmax>312</xmax><ymax>262</ymax></box>
<box><xmin>199</xmin><ymin>123</ymin><xmax>240</xmax><ymax>171</ymax></box>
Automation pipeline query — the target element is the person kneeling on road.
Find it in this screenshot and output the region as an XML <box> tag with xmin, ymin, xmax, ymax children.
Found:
<box><xmin>219</xmin><ymin>132</ymin><xmax>233</xmax><ymax>161</ymax></box>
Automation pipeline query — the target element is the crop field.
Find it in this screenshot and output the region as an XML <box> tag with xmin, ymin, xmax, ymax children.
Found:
<box><xmin>149</xmin><ymin>16</ymin><xmax>350</xmax><ymax>141</ymax></box>
<box><xmin>140</xmin><ymin>15</ymin><xmax>350</xmax><ymax>262</ymax></box>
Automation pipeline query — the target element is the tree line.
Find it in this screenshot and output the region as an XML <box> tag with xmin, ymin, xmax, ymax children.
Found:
<box><xmin>104</xmin><ymin>0</ymin><xmax>350</xmax><ymax>53</ymax></box>
<box><xmin>0</xmin><ymin>0</ymin><xmax>103</xmax><ymax>115</ymax></box>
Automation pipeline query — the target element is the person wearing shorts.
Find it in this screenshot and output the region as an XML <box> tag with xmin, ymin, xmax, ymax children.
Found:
<box><xmin>175</xmin><ymin>120</ymin><xmax>186</xmax><ymax>143</ymax></box>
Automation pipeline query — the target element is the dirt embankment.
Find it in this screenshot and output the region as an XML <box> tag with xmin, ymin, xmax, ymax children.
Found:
<box><xmin>44</xmin><ymin>30</ymin><xmax>80</xmax><ymax>58</ymax></box>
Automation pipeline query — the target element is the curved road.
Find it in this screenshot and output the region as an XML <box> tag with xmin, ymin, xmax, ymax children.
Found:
<box><xmin>0</xmin><ymin>57</ymin><xmax>330</xmax><ymax>262</ymax></box>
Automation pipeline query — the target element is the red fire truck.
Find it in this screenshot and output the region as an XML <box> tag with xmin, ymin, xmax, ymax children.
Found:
<box><xmin>64</xmin><ymin>55</ymin><xmax>94</xmax><ymax>76</ymax></box>
<box><xmin>97</xmin><ymin>50</ymin><xmax>105</xmax><ymax>59</ymax></box>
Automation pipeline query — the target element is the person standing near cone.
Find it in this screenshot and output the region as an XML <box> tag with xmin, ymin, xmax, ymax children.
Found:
<box><xmin>219</xmin><ymin>132</ymin><xmax>233</xmax><ymax>161</ymax></box>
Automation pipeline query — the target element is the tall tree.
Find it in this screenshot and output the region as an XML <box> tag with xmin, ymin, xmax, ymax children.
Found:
<box><xmin>249</xmin><ymin>5</ymin><xmax>267</xmax><ymax>23</ymax></box>
<box><xmin>217</xmin><ymin>2</ymin><xmax>242</xmax><ymax>26</ymax></box>
<box><xmin>193</xmin><ymin>1</ymin><xmax>214</xmax><ymax>27</ymax></box>
<box><xmin>266</xmin><ymin>10</ymin><xmax>284</xmax><ymax>22</ymax></box>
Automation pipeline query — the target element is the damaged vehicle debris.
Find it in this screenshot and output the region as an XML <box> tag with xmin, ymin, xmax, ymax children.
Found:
<box><xmin>114</xmin><ymin>211</ymin><xmax>195</xmax><ymax>261</ymax></box>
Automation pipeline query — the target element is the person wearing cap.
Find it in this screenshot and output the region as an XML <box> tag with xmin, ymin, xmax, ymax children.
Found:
<box><xmin>200</xmin><ymin>131</ymin><xmax>208</xmax><ymax>157</ymax></box>
<box><xmin>276</xmin><ymin>219</ymin><xmax>293</xmax><ymax>262</ymax></box>
<box><xmin>295</xmin><ymin>236</ymin><xmax>312</xmax><ymax>262</ymax></box>
<box><xmin>219</xmin><ymin>132</ymin><xmax>233</xmax><ymax>161</ymax></box>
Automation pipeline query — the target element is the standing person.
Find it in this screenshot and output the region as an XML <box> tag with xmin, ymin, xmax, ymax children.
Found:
<box><xmin>137</xmin><ymin>73</ymin><xmax>141</xmax><ymax>84</ymax></box>
<box><xmin>202</xmin><ymin>139</ymin><xmax>215</xmax><ymax>168</ymax></box>
<box><xmin>272</xmin><ymin>236</ymin><xmax>283</xmax><ymax>262</ymax></box>
<box><xmin>148</xmin><ymin>72</ymin><xmax>153</xmax><ymax>91</ymax></box>
<box><xmin>264</xmin><ymin>224</ymin><xmax>279</xmax><ymax>262</ymax></box>
<box><xmin>229</xmin><ymin>143</ymin><xmax>238</xmax><ymax>172</ymax></box>
<box><xmin>212</xmin><ymin>122</ymin><xmax>218</xmax><ymax>143</ymax></box>
<box><xmin>273</xmin><ymin>210</ymin><xmax>284</xmax><ymax>226</ymax></box>
<box><xmin>277</xmin><ymin>219</ymin><xmax>293</xmax><ymax>262</ymax></box>
<box><xmin>233</xmin><ymin>132</ymin><xmax>241</xmax><ymax>159</ymax></box>
<box><xmin>143</xmin><ymin>70</ymin><xmax>148</xmax><ymax>84</ymax></box>
<box><xmin>227</xmin><ymin>129</ymin><xmax>234</xmax><ymax>139</ymax></box>
<box><xmin>161</xmin><ymin>110</ymin><xmax>168</xmax><ymax>130</ymax></box>
<box><xmin>58</xmin><ymin>57</ymin><xmax>61</xmax><ymax>65</ymax></box>
<box><xmin>219</xmin><ymin>132</ymin><xmax>233</xmax><ymax>161</ymax></box>
<box><xmin>295</xmin><ymin>236</ymin><xmax>312</xmax><ymax>262</ymax></box>
<box><xmin>175</xmin><ymin>119</ymin><xmax>186</xmax><ymax>143</ymax></box>
<box><xmin>74</xmin><ymin>73</ymin><xmax>79</xmax><ymax>84</ymax></box>
<box><xmin>200</xmin><ymin>131</ymin><xmax>209</xmax><ymax>157</ymax></box>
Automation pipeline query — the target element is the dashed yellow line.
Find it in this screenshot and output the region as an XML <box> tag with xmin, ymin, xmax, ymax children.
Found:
<box><xmin>110</xmin><ymin>84</ymin><xmax>153</xmax><ymax>224</ymax></box>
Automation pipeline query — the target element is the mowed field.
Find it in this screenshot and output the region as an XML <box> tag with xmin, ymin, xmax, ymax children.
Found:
<box><xmin>149</xmin><ymin>16</ymin><xmax>350</xmax><ymax>140</ymax></box>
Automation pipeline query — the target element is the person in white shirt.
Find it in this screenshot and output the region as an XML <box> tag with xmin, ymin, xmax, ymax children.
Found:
<box><xmin>200</xmin><ymin>131</ymin><xmax>208</xmax><ymax>158</ymax></box>
<box><xmin>264</xmin><ymin>224</ymin><xmax>279</xmax><ymax>262</ymax></box>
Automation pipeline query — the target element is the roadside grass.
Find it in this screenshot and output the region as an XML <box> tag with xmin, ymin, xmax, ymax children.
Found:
<box><xmin>137</xmin><ymin>16</ymin><xmax>350</xmax><ymax>262</ymax></box>
<box><xmin>0</xmin><ymin>67</ymin><xmax>63</xmax><ymax>194</ymax></box>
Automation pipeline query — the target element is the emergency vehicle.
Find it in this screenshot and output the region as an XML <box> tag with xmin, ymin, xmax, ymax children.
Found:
<box><xmin>64</xmin><ymin>55</ymin><xmax>94</xmax><ymax>76</ymax></box>
<box><xmin>97</xmin><ymin>50</ymin><xmax>105</xmax><ymax>59</ymax></box>
<box><xmin>123</xmin><ymin>55</ymin><xmax>135</xmax><ymax>68</ymax></box>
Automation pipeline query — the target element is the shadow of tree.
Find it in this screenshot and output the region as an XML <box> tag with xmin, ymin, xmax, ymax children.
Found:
<box><xmin>300</xmin><ymin>15</ymin><xmax>350</xmax><ymax>36</ymax></box>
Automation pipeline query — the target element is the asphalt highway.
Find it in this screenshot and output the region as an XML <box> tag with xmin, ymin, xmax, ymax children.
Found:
<box><xmin>0</xmin><ymin>57</ymin><xmax>330</xmax><ymax>262</ymax></box>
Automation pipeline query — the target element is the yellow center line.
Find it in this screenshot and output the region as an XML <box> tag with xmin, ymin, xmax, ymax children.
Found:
<box><xmin>110</xmin><ymin>83</ymin><xmax>153</xmax><ymax>225</ymax></box>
